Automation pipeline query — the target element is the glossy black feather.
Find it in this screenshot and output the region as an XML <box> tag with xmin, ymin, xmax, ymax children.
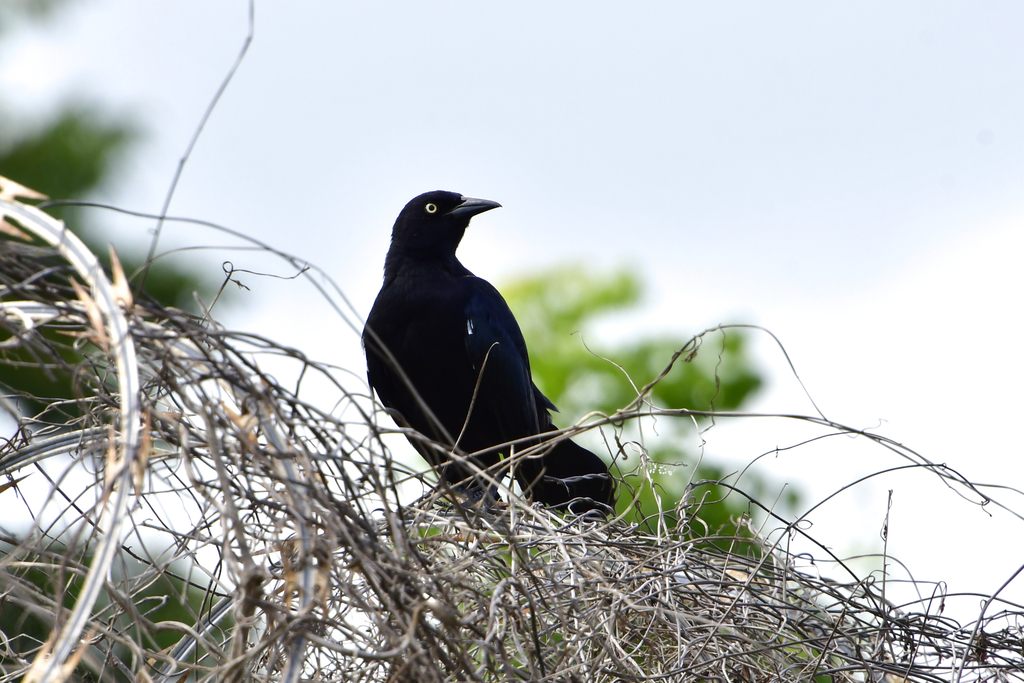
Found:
<box><xmin>363</xmin><ymin>191</ymin><xmax>615</xmax><ymax>511</ymax></box>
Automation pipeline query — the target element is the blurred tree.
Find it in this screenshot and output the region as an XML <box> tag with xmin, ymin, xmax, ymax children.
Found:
<box><xmin>0</xmin><ymin>1</ymin><xmax>220</xmax><ymax>420</ymax></box>
<box><xmin>504</xmin><ymin>265</ymin><xmax>799</xmax><ymax>545</ymax></box>
<box><xmin>0</xmin><ymin>5</ymin><xmax>222</xmax><ymax>678</ymax></box>
<box><xmin>0</xmin><ymin>549</ymin><xmax>226</xmax><ymax>676</ymax></box>
<box><xmin>0</xmin><ymin>106</ymin><xmax>209</xmax><ymax>309</ymax></box>
<box><xmin>0</xmin><ymin>0</ymin><xmax>67</xmax><ymax>29</ymax></box>
<box><xmin>0</xmin><ymin>1</ymin><xmax>215</xmax><ymax>308</ymax></box>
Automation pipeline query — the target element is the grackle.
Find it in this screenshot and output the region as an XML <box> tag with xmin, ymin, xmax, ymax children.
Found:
<box><xmin>363</xmin><ymin>191</ymin><xmax>615</xmax><ymax>512</ymax></box>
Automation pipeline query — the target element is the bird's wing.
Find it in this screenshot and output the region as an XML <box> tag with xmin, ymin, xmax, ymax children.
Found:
<box><xmin>463</xmin><ymin>279</ymin><xmax>541</xmax><ymax>444</ymax></box>
<box><xmin>533</xmin><ymin>384</ymin><xmax>558</xmax><ymax>414</ymax></box>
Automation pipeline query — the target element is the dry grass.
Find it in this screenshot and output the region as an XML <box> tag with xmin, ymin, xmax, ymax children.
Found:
<box><xmin>1</xmin><ymin>187</ymin><xmax>1022</xmax><ymax>683</ymax></box>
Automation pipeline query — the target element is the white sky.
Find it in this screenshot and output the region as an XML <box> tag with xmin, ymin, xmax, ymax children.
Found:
<box><xmin>2</xmin><ymin>1</ymin><xmax>1022</xmax><ymax>620</ymax></box>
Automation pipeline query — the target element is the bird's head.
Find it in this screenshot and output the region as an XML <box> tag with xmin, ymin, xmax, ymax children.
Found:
<box><xmin>388</xmin><ymin>190</ymin><xmax>501</xmax><ymax>259</ymax></box>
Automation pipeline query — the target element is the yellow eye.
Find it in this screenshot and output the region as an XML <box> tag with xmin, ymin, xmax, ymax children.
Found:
<box><xmin>425</xmin><ymin>203</ymin><xmax>438</xmax><ymax>214</ymax></box>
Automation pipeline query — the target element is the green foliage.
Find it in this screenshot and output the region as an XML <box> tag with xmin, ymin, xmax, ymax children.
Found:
<box><xmin>0</xmin><ymin>108</ymin><xmax>211</xmax><ymax>420</ymax></box>
<box><xmin>0</xmin><ymin>106</ymin><xmax>135</xmax><ymax>206</ymax></box>
<box><xmin>504</xmin><ymin>265</ymin><xmax>797</xmax><ymax>546</ymax></box>
<box><xmin>0</xmin><ymin>0</ymin><xmax>69</xmax><ymax>32</ymax></box>
<box><xmin>0</xmin><ymin>107</ymin><xmax>208</xmax><ymax>311</ymax></box>
<box><xmin>505</xmin><ymin>265</ymin><xmax>761</xmax><ymax>418</ymax></box>
<box><xmin>0</xmin><ymin>546</ymin><xmax>226</xmax><ymax>678</ymax></box>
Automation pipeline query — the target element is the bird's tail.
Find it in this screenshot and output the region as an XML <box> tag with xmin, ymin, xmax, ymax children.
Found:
<box><xmin>517</xmin><ymin>438</ymin><xmax>616</xmax><ymax>513</ymax></box>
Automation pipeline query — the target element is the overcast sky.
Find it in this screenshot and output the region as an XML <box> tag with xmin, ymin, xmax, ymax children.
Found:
<box><xmin>3</xmin><ymin>1</ymin><xmax>1023</xmax><ymax>618</ymax></box>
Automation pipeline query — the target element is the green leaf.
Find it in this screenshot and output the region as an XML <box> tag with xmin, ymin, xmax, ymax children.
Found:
<box><xmin>503</xmin><ymin>265</ymin><xmax>795</xmax><ymax>547</ymax></box>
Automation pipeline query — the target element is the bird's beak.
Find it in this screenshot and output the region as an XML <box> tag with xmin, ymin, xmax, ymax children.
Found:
<box><xmin>447</xmin><ymin>196</ymin><xmax>502</xmax><ymax>219</ymax></box>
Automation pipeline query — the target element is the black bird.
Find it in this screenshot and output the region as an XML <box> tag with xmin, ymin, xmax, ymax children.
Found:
<box><xmin>363</xmin><ymin>191</ymin><xmax>615</xmax><ymax>511</ymax></box>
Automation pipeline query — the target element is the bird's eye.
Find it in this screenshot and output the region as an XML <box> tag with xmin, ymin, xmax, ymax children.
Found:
<box><xmin>425</xmin><ymin>203</ymin><xmax>438</xmax><ymax>214</ymax></box>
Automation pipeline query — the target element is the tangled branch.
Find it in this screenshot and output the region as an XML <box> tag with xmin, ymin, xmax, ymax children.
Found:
<box><xmin>1</xmin><ymin>189</ymin><xmax>1021</xmax><ymax>683</ymax></box>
